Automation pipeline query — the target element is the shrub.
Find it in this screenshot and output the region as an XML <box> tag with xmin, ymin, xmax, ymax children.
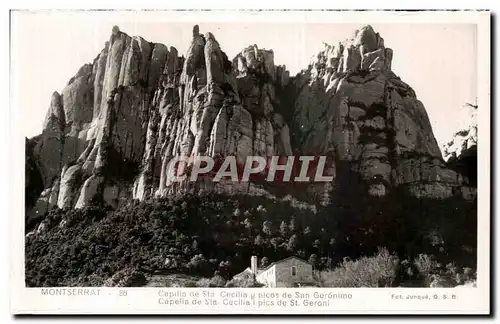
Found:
<box><xmin>412</xmin><ymin>254</ymin><xmax>477</xmax><ymax>287</ymax></box>
<box><xmin>225</xmin><ymin>278</ymin><xmax>264</xmax><ymax>288</ymax></box>
<box><xmin>196</xmin><ymin>278</ymin><xmax>211</xmax><ymax>287</ymax></box>
<box><xmin>122</xmin><ymin>270</ymin><xmax>147</xmax><ymax>287</ymax></box>
<box><xmin>103</xmin><ymin>268</ymin><xmax>146</xmax><ymax>287</ymax></box>
<box><xmin>225</xmin><ymin>272</ymin><xmax>263</xmax><ymax>288</ymax></box>
<box><xmin>196</xmin><ymin>275</ymin><xmax>226</xmax><ymax>287</ymax></box>
<box><xmin>461</xmin><ymin>267</ymin><xmax>476</xmax><ymax>284</ymax></box>
<box><xmin>183</xmin><ymin>280</ymin><xmax>198</xmax><ymax>287</ymax></box>
<box><xmin>209</xmin><ymin>275</ymin><xmax>227</xmax><ymax>287</ymax></box>
<box><xmin>318</xmin><ymin>247</ymin><xmax>399</xmax><ymax>287</ymax></box>
<box><xmin>414</xmin><ymin>253</ymin><xmax>438</xmax><ymax>279</ymax></box>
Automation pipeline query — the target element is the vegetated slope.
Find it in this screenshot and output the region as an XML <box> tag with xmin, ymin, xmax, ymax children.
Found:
<box><xmin>26</xmin><ymin>190</ymin><xmax>476</xmax><ymax>287</ymax></box>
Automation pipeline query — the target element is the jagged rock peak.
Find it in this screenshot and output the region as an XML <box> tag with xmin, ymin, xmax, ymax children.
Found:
<box><xmin>353</xmin><ymin>25</ymin><xmax>381</xmax><ymax>50</ymax></box>
<box><xmin>25</xmin><ymin>24</ymin><xmax>478</xmax><ymax>221</ymax></box>
<box><xmin>291</xmin><ymin>24</ymin><xmax>475</xmax><ymax>200</ymax></box>
<box><xmin>232</xmin><ymin>44</ymin><xmax>290</xmax><ymax>87</ymax></box>
<box><xmin>443</xmin><ymin>102</ymin><xmax>478</xmax><ymax>162</ymax></box>
<box><xmin>111</xmin><ymin>25</ymin><xmax>120</xmax><ymax>36</ymax></box>
<box><xmin>42</xmin><ymin>91</ymin><xmax>65</xmax><ymax>131</ymax></box>
<box><xmin>304</xmin><ymin>25</ymin><xmax>391</xmax><ymax>83</ymax></box>
<box><xmin>205</xmin><ymin>31</ymin><xmax>216</xmax><ymax>41</ymax></box>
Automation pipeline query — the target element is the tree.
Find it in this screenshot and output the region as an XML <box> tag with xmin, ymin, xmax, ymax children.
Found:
<box><xmin>326</xmin><ymin>257</ymin><xmax>334</xmax><ymax>269</ymax></box>
<box><xmin>287</xmin><ymin>234</ymin><xmax>298</xmax><ymax>252</ymax></box>
<box><xmin>243</xmin><ymin>218</ymin><xmax>253</xmax><ymax>236</ymax></box>
<box><xmin>289</xmin><ymin>217</ymin><xmax>297</xmax><ymax>234</ymax></box>
<box><xmin>260</xmin><ymin>257</ymin><xmax>269</xmax><ymax>268</ymax></box>
<box><xmin>233</xmin><ymin>208</ymin><xmax>241</xmax><ymax>225</ymax></box>
<box><xmin>175</xmin><ymin>233</ymin><xmax>187</xmax><ymax>247</ymax></box>
<box><xmin>218</xmin><ymin>260</ymin><xmax>232</xmax><ymax>277</ymax></box>
<box><xmin>270</xmin><ymin>237</ymin><xmax>282</xmax><ymax>250</ymax></box>
<box><xmin>309</xmin><ymin>254</ymin><xmax>318</xmax><ymax>269</ymax></box>
<box><xmin>254</xmin><ymin>234</ymin><xmax>264</xmax><ymax>247</ymax></box>
<box><xmin>262</xmin><ymin>221</ymin><xmax>273</xmax><ymax>236</ymax></box>
<box><xmin>313</xmin><ymin>239</ymin><xmax>322</xmax><ymax>255</ymax></box>
<box><xmin>297</xmin><ymin>249</ymin><xmax>307</xmax><ymax>259</ymax></box>
<box><xmin>187</xmin><ymin>254</ymin><xmax>207</xmax><ymax>274</ymax></box>
<box><xmin>192</xmin><ymin>240</ymin><xmax>199</xmax><ymax>253</ymax></box>
<box><xmin>329</xmin><ymin>237</ymin><xmax>336</xmax><ymax>258</ymax></box>
<box><xmin>280</xmin><ymin>221</ymin><xmax>288</xmax><ymax>238</ymax></box>
<box><xmin>319</xmin><ymin>257</ymin><xmax>328</xmax><ymax>270</ymax></box>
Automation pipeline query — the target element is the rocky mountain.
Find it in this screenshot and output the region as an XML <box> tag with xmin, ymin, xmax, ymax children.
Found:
<box><xmin>442</xmin><ymin>102</ymin><xmax>478</xmax><ymax>186</ymax></box>
<box><xmin>25</xmin><ymin>25</ymin><xmax>477</xmax><ymax>223</ymax></box>
<box><xmin>443</xmin><ymin>103</ymin><xmax>477</xmax><ymax>162</ymax></box>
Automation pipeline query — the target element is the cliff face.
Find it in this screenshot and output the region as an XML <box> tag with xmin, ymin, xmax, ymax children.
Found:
<box><xmin>443</xmin><ymin>103</ymin><xmax>478</xmax><ymax>187</ymax></box>
<box><xmin>290</xmin><ymin>25</ymin><xmax>476</xmax><ymax>200</ymax></box>
<box><xmin>25</xmin><ymin>25</ymin><xmax>477</xmax><ymax>220</ymax></box>
<box><xmin>133</xmin><ymin>28</ymin><xmax>293</xmax><ymax>199</ymax></box>
<box><xmin>443</xmin><ymin>103</ymin><xmax>477</xmax><ymax>162</ymax></box>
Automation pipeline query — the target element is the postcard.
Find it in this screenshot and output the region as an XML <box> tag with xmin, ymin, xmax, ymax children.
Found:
<box><xmin>10</xmin><ymin>9</ymin><xmax>490</xmax><ymax>315</ymax></box>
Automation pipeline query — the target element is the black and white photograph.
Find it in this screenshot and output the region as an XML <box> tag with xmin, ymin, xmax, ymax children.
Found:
<box><xmin>10</xmin><ymin>9</ymin><xmax>490</xmax><ymax>315</ymax></box>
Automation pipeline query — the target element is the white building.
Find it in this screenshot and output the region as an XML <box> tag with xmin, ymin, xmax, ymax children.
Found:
<box><xmin>234</xmin><ymin>256</ymin><xmax>315</xmax><ymax>287</ymax></box>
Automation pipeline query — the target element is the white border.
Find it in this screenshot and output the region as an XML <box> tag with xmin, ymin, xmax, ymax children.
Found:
<box><xmin>7</xmin><ymin>8</ymin><xmax>491</xmax><ymax>316</ymax></box>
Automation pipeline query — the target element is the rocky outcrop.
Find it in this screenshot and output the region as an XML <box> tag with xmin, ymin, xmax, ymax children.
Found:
<box><xmin>29</xmin><ymin>25</ymin><xmax>161</xmax><ymax>213</ymax></box>
<box><xmin>443</xmin><ymin>103</ymin><xmax>477</xmax><ymax>162</ymax></box>
<box><xmin>132</xmin><ymin>27</ymin><xmax>293</xmax><ymax>199</ymax></box>
<box><xmin>26</xmin><ymin>24</ymin><xmax>477</xmax><ymax>218</ymax></box>
<box><xmin>291</xmin><ymin>25</ymin><xmax>473</xmax><ymax>200</ymax></box>
<box><xmin>34</xmin><ymin>91</ymin><xmax>66</xmax><ymax>188</ymax></box>
<box><xmin>28</xmin><ymin>25</ymin><xmax>296</xmax><ymax>214</ymax></box>
<box><xmin>443</xmin><ymin>103</ymin><xmax>478</xmax><ymax>188</ymax></box>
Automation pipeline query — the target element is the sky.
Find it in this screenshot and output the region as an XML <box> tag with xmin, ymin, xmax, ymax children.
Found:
<box><xmin>11</xmin><ymin>11</ymin><xmax>477</xmax><ymax>149</ymax></box>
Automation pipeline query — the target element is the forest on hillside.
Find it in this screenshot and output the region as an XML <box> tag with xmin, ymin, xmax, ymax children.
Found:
<box><xmin>25</xmin><ymin>189</ymin><xmax>477</xmax><ymax>288</ymax></box>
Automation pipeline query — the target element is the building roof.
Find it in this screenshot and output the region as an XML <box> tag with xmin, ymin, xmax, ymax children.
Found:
<box><xmin>258</xmin><ymin>256</ymin><xmax>310</xmax><ymax>273</ymax></box>
<box><xmin>232</xmin><ymin>267</ymin><xmax>250</xmax><ymax>279</ymax></box>
<box><xmin>233</xmin><ymin>256</ymin><xmax>311</xmax><ymax>279</ymax></box>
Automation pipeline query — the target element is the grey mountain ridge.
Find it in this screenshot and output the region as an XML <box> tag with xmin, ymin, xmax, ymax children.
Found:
<box><xmin>25</xmin><ymin>24</ymin><xmax>477</xmax><ymax>221</ymax></box>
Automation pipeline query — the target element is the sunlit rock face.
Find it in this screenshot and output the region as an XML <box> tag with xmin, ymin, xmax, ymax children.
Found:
<box><xmin>442</xmin><ymin>103</ymin><xmax>477</xmax><ymax>191</ymax></box>
<box><xmin>291</xmin><ymin>25</ymin><xmax>473</xmax><ymax>200</ymax></box>
<box><xmin>26</xmin><ymin>24</ymin><xmax>476</xmax><ymax>216</ymax></box>
<box><xmin>443</xmin><ymin>103</ymin><xmax>477</xmax><ymax>163</ymax></box>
